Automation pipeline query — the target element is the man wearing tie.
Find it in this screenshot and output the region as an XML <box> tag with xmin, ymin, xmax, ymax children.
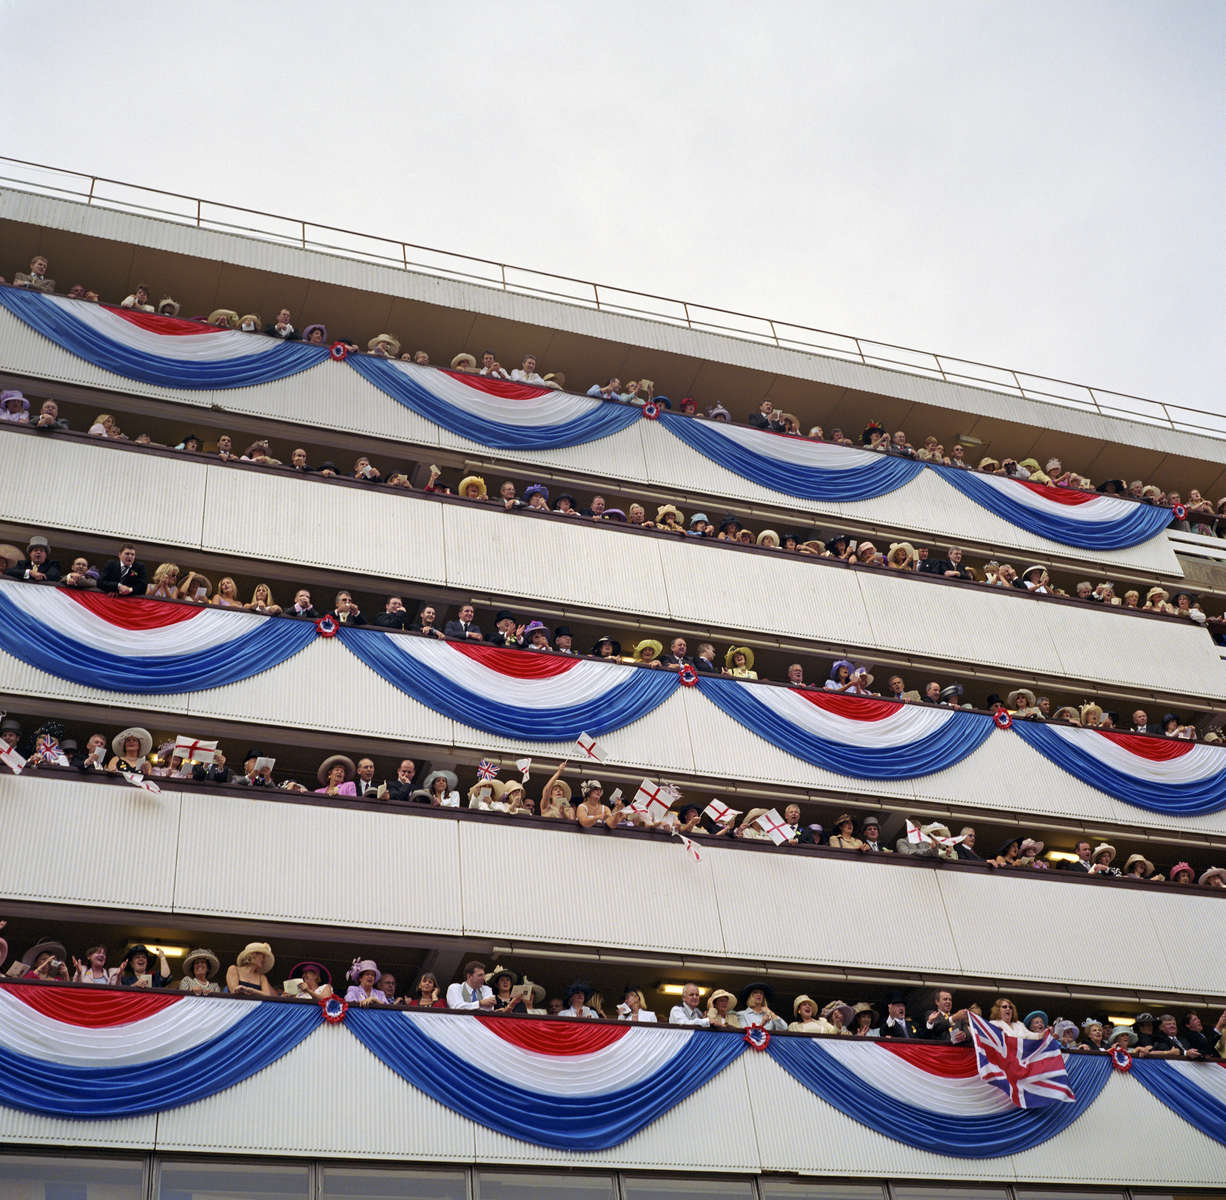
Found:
<box><xmin>445</xmin><ymin>603</ymin><xmax>484</xmax><ymax>641</ymax></box>
<box><xmin>445</xmin><ymin>961</ymin><xmax>496</xmax><ymax>1010</ymax></box>
<box><xmin>99</xmin><ymin>545</ymin><xmax>148</xmax><ymax>596</ymax></box>
<box><xmin>881</xmin><ymin>990</ymin><xmax>918</xmax><ymax>1038</ymax></box>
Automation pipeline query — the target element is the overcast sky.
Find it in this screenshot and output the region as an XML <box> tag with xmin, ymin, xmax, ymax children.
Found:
<box><xmin>3</xmin><ymin>0</ymin><xmax>1222</xmax><ymax>412</ymax></box>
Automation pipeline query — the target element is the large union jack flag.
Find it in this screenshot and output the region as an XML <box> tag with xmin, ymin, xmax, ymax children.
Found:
<box><xmin>968</xmin><ymin>1011</ymin><xmax>1076</xmax><ymax>1109</ymax></box>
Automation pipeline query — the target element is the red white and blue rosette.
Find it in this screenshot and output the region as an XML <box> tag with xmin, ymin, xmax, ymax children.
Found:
<box><xmin>0</xmin><ymin>580</ymin><xmax>316</xmax><ymax>693</ymax></box>
<box><xmin>0</xmin><ymin>983</ymin><xmax>320</xmax><ymax>1117</ymax></box>
<box><xmin>345</xmin><ymin>358</ymin><xmax>640</xmax><ymax>449</ymax></box>
<box><xmin>694</xmin><ymin>678</ymin><xmax>994</xmax><ymax>778</ymax></box>
<box><xmin>767</xmin><ymin>1038</ymin><xmax>1110</xmax><ymax>1157</ymax></box>
<box><xmin>0</xmin><ymin>289</ymin><xmax>328</xmax><ymax>388</ymax></box>
<box><xmin>1130</xmin><ymin>1060</ymin><xmax>1226</xmax><ymax>1147</ymax></box>
<box><xmin>344</xmin><ymin>1010</ymin><xmax>745</xmax><ymax>1151</ymax></box>
<box><xmin>1011</xmin><ymin>723</ymin><xmax>1226</xmax><ymax>816</ymax></box>
<box><xmin>931</xmin><ymin>466</ymin><xmax>1174</xmax><ymax>550</ymax></box>
<box><xmin>657</xmin><ymin>413</ymin><xmax>922</xmax><ymax>501</ymax></box>
<box><xmin>336</xmin><ymin>631</ymin><xmax>677</xmax><ymax>740</ymax></box>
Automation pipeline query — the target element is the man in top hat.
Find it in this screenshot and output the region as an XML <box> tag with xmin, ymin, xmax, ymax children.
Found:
<box><xmin>5</xmin><ymin>535</ymin><xmax>62</xmax><ymax>583</ymax></box>
<box><xmin>859</xmin><ymin>814</ymin><xmax>890</xmax><ymax>853</ymax></box>
<box><xmin>552</xmin><ymin>626</ymin><xmax>578</xmax><ymax>656</ymax></box>
<box><xmin>1</xmin><ymin>718</ymin><xmax>21</xmax><ymax>752</ymax></box>
<box><xmin>486</xmin><ymin>610</ymin><xmax>523</xmax><ymax>647</ymax></box>
<box><xmin>881</xmin><ymin>990</ymin><xmax>918</xmax><ymax>1038</ymax></box>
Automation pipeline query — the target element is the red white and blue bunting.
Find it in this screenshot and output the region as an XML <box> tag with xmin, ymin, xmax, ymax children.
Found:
<box><xmin>0</xmin><ymin>581</ymin><xmax>316</xmax><ymax>693</ymax></box>
<box><xmin>767</xmin><ymin>1037</ymin><xmax>1110</xmax><ymax>1157</ymax></box>
<box><xmin>0</xmin><ymin>288</ymin><xmax>328</xmax><ymax>388</ymax></box>
<box><xmin>1130</xmin><ymin>1060</ymin><xmax>1226</xmax><ymax>1147</ymax></box>
<box><xmin>695</xmin><ymin>677</ymin><xmax>994</xmax><ymax>778</ymax></box>
<box><xmin>0</xmin><ymin>983</ymin><xmax>320</xmax><ymax>1118</ymax></box>
<box><xmin>345</xmin><ymin>1010</ymin><xmax>745</xmax><ymax>1151</ymax></box>
<box><xmin>1010</xmin><ymin>722</ymin><xmax>1226</xmax><ymax>816</ymax></box>
<box><xmin>657</xmin><ymin>411</ymin><xmax>924</xmax><ymax>501</ymax></box>
<box><xmin>347</xmin><ymin>357</ymin><xmax>641</xmax><ymax>448</ymax></box>
<box><xmin>336</xmin><ymin>629</ymin><xmax>678</xmax><ymax>740</ymax></box>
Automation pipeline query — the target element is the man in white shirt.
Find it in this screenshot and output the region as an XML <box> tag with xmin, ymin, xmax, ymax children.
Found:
<box><xmin>668</xmin><ymin>982</ymin><xmax>709</xmax><ymax>1026</ymax></box>
<box><xmin>446</xmin><ymin>961</ymin><xmax>496</xmax><ymax>1011</ymax></box>
<box><xmin>511</xmin><ymin>354</ymin><xmax>546</xmax><ymax>384</ymax></box>
<box><xmin>478</xmin><ymin>351</ymin><xmax>510</xmax><ymax>379</ymax></box>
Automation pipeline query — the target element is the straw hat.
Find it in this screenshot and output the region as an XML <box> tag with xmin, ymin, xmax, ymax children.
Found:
<box><xmin>181</xmin><ymin>948</ymin><xmax>220</xmax><ymax>979</ymax></box>
<box><xmin>707</xmin><ymin>988</ymin><xmax>736</xmax><ymax>1010</ymax></box>
<box><xmin>111</xmin><ymin>727</ymin><xmax>153</xmax><ymax>759</ymax></box>
<box><xmin>450</xmin><ymin>352</ymin><xmax>477</xmax><ymax>370</ymax></box>
<box><xmin>367</xmin><ymin>333</ymin><xmax>401</xmax><ymax>356</ymax></box>
<box><xmin>1052</xmin><ymin>705</ymin><xmax>1081</xmax><ymax>723</ymax></box>
<box><xmin>978</xmin><ymin>456</ymin><xmax>1001</xmax><ymax>471</ymax></box>
<box><xmin>317</xmin><ymin>754</ymin><xmax>356</xmax><ymax>784</ymax></box>
<box><xmin>633</xmin><ymin>637</ymin><xmax>664</xmax><ymax>661</ymax></box>
<box><xmin>1079</xmin><ymin>703</ymin><xmax>1104</xmax><ymax>727</ymax></box>
<box><xmin>1022</xmin><ymin>564</ymin><xmax>1047</xmax><ymax>582</ymax></box>
<box><xmin>792</xmin><ymin>993</ymin><xmax>819</xmax><ymax>1016</ymax></box>
<box><xmin>1092</xmin><ymin>842</ymin><xmax>1116</xmax><ymax>864</ymax></box>
<box><xmin>822</xmin><ymin>999</ymin><xmax>854</xmax><ymax>1026</ymax></box>
<box><xmin>725</xmin><ymin>645</ymin><xmax>755</xmax><ymax>670</ymax></box>
<box><xmin>458</xmin><ymin>475</ymin><xmax>488</xmax><ymax>500</ymax></box>
<box><xmin>208</xmin><ymin>308</ymin><xmax>239</xmax><ymax>327</ymax></box>
<box><xmin>1007</xmin><ymin>687</ymin><xmax>1037</xmax><ymax>709</ymax></box>
<box><xmin>1199</xmin><ymin>866</ymin><xmax>1226</xmax><ymax>886</ymax></box>
<box><xmin>1145</xmin><ymin>586</ymin><xmax>1169</xmax><ymax>603</ymax></box>
<box><xmin>655</xmin><ymin>503</ymin><xmax>684</xmax><ymax>524</ymax></box>
<box><xmin>468</xmin><ymin>777</ymin><xmax>506</xmax><ymax>804</ymax></box>
<box><xmin>157</xmin><ymin>297</ymin><xmax>180</xmax><ymax>317</ymax></box>
<box><xmin>1123</xmin><ymin>853</ymin><xmax>1155</xmax><ymax>877</ymax></box>
<box><xmin>488</xmin><ymin>964</ymin><xmax>519</xmax><ymax>990</ymax></box>
<box><xmin>887</xmin><ymin>541</ymin><xmax>917</xmax><ymax>567</ymax></box>
<box><xmin>756</xmin><ymin>529</ymin><xmax>780</xmax><ymax>547</ymax></box>
<box><xmin>239</xmin><ymin>313</ymin><xmax>262</xmax><ymax>330</ymax></box>
<box><xmin>236</xmin><ymin>942</ymin><xmax>275</xmax><ymax>971</ymax></box>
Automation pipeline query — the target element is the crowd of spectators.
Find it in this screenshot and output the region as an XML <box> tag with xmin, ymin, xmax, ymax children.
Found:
<box><xmin>4</xmin><ymin>930</ymin><xmax>1222</xmax><ymax>1059</ymax></box>
<box><xmin>0</xmin><ymin>536</ymin><xmax>1217</xmax><ymax>741</ymax></box>
<box><xmin>6</xmin><ymin>718</ymin><xmax>1224</xmax><ymax>893</ymax></box>
<box><xmin>3</xmin><ymin>255</ymin><xmax>1211</xmax><ymax>532</ymax></box>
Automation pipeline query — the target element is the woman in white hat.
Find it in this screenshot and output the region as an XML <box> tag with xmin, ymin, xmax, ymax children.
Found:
<box><xmin>179</xmin><ymin>948</ymin><xmax>221</xmax><ymax>995</ymax></box>
<box><xmin>1079</xmin><ymin>1018</ymin><xmax>1106</xmax><ymax>1052</ymax></box>
<box><xmin>107</xmin><ymin>727</ymin><xmax>152</xmax><ymax>775</ymax></box>
<box><xmin>789</xmin><ymin>995</ymin><xmax>835</xmax><ymax>1033</ymax></box>
<box><xmin>1090</xmin><ymin>843</ymin><xmax>1120</xmax><ymax>877</ymax></box>
<box><xmin>538</xmin><ymin>762</ymin><xmax>575</xmax><ymax>821</ymax></box>
<box><xmin>226</xmin><ymin>942</ymin><xmax>277</xmax><ymax>997</ymax></box>
<box><xmin>420</xmin><ymin>770</ymin><xmax>460</xmax><ymax>808</ymax></box>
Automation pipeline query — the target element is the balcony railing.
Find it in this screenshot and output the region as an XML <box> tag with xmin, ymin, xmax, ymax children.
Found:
<box><xmin>1</xmin><ymin>155</ymin><xmax>1221</xmax><ymax>439</ymax></box>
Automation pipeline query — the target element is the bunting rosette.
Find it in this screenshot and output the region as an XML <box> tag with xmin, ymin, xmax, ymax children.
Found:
<box><xmin>337</xmin><ymin>630</ymin><xmax>677</xmax><ymax>739</ymax></box>
<box><xmin>0</xmin><ymin>983</ymin><xmax>320</xmax><ymax>1117</ymax></box>
<box><xmin>0</xmin><ymin>289</ymin><xmax>328</xmax><ymax>388</ymax></box>
<box><xmin>657</xmin><ymin>412</ymin><xmax>923</xmax><ymax>501</ymax></box>
<box><xmin>347</xmin><ymin>358</ymin><xmax>641</xmax><ymax>448</ymax></box>
<box><xmin>345</xmin><ymin>1010</ymin><xmax>745</xmax><ymax>1150</ymax></box>
<box><xmin>931</xmin><ymin>465</ymin><xmax>1174</xmax><ymax>550</ymax></box>
<box><xmin>1130</xmin><ymin>1060</ymin><xmax>1226</xmax><ymax>1147</ymax></box>
<box><xmin>767</xmin><ymin>1038</ymin><xmax>1110</xmax><ymax>1157</ymax></box>
<box><xmin>695</xmin><ymin>678</ymin><xmax>994</xmax><ymax>778</ymax></box>
<box><xmin>1011</xmin><ymin>722</ymin><xmax>1226</xmax><ymax>816</ymax></box>
<box><xmin>0</xmin><ymin>581</ymin><xmax>316</xmax><ymax>693</ymax></box>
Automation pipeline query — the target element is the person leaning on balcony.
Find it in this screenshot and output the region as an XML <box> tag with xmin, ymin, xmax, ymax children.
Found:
<box><xmin>407</xmin><ymin>971</ymin><xmax>447</xmax><ymax>1008</ymax></box>
<box><xmin>330</xmin><ymin>590</ymin><xmax>366</xmax><ymax>626</ymax></box>
<box><xmin>227</xmin><ymin>943</ymin><xmax>278</xmax><ymax>997</ymax></box>
<box><xmin>178</xmin><ymin>948</ymin><xmax>221</xmax><ymax>995</ymax></box>
<box><xmin>315</xmin><ymin>754</ymin><xmax>357</xmax><ymax>797</ymax></box>
<box><xmin>828</xmin><ymin>813</ymin><xmax>865</xmax><ymax>852</ymax></box>
<box><xmin>115</xmin><ymin>944</ymin><xmax>171</xmax><ymax>989</ymax></box>
<box><xmin>13</xmin><ymin>254</ymin><xmax>54</xmax><ymax>292</ymax></box>
<box><xmin>737</xmin><ymin>982</ymin><xmax>786</xmax><ymax>1031</ymax></box>
<box><xmin>0</xmin><ymin>389</ymin><xmax>29</xmax><ymax>423</ymax></box>
<box><xmin>120</xmin><ymin>284</ymin><xmax>154</xmax><ymax>312</ymax></box>
<box><xmin>98</xmin><ymin>545</ymin><xmax>148</xmax><ymax>596</ymax></box>
<box><xmin>618</xmin><ymin>987</ymin><xmax>658</xmax><ymax>1023</ymax></box>
<box><xmin>445</xmin><ymin>603</ymin><xmax>483</xmax><ymax>641</ymax></box>
<box><xmin>412</xmin><ymin>604</ymin><xmax>446</xmax><ymax>639</ymax></box>
<box><xmin>107</xmin><ymin>726</ymin><xmax>152</xmax><ymax>775</ymax></box>
<box><xmin>575</xmin><ymin>779</ymin><xmax>620</xmax><ymax>829</ymax></box>
<box><xmin>244</xmin><ymin>582</ymin><xmax>282</xmax><ymax>615</ymax></box>
<box><xmin>668</xmin><ymin>983</ymin><xmax>710</xmax><ymax>1027</ymax></box>
<box><xmin>788</xmin><ymin>995</ymin><xmax>835</xmax><ymax>1034</ymax></box>
<box><xmin>989</xmin><ymin>997</ymin><xmax>1028</xmax><ymax>1036</ymax></box>
<box><xmin>1138</xmin><ymin>1013</ymin><xmax>1201</xmax><ymax>1059</ymax></box>
<box><xmin>265</xmin><ymin>308</ymin><xmax>297</xmax><ymax>339</ymax></box>
<box><xmin>446</xmin><ymin>961</ymin><xmax>495</xmax><ymax>1010</ymax></box>
<box><xmin>345</xmin><ymin>959</ymin><xmax>389</xmax><ymax>1006</ymax></box>
<box><xmin>5</xmin><ymin>535</ymin><xmax>62</xmax><ymax>582</ymax></box>
<box><xmin>488</xmin><ymin>966</ymin><xmax>528</xmax><ymax>1014</ymax></box>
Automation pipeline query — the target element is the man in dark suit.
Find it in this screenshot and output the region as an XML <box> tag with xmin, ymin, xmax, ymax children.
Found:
<box><xmin>98</xmin><ymin>546</ymin><xmax>148</xmax><ymax>595</ymax></box>
<box><xmin>353</xmin><ymin>757</ymin><xmax>383</xmax><ymax>799</ymax></box>
<box><xmin>693</xmin><ymin>642</ymin><xmax>720</xmax><ymax>674</ymax></box>
<box><xmin>658</xmin><ymin>636</ymin><xmax>694</xmax><ymax>670</ymax></box>
<box><xmin>880</xmin><ymin>991</ymin><xmax>919</xmax><ymax>1039</ymax></box>
<box><xmin>1059</xmin><ymin>840</ymin><xmax>1095</xmax><ymax>873</ymax></box>
<box><xmin>444</xmin><ymin>603</ymin><xmax>483</xmax><ymax>641</ymax></box>
<box><xmin>330</xmin><ymin>590</ymin><xmax>366</xmax><ymax>626</ymax></box>
<box><xmin>381</xmin><ymin>758</ymin><xmax>418</xmax><ymax>803</ymax></box>
<box><xmin>919</xmin><ymin>545</ymin><xmax>973</xmax><ymax>580</ymax></box>
<box><xmin>4</xmin><ymin>535</ymin><xmax>62</xmax><ymax>582</ymax></box>
<box><xmin>1129</xmin><ymin>708</ymin><xmax>1160</xmax><ymax>735</ymax></box>
<box><xmin>372</xmin><ymin>597</ymin><xmax>409</xmax><ymax>630</ymax></box>
<box><xmin>485</xmin><ymin>610</ymin><xmax>522</xmax><ymax>647</ymax></box>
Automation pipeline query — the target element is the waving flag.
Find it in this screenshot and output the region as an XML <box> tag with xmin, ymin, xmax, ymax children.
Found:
<box><xmin>697</xmin><ymin>677</ymin><xmax>993</xmax><ymax>778</ymax></box>
<box><xmin>968</xmin><ymin>1012</ymin><xmax>1075</xmax><ymax>1109</ymax></box>
<box><xmin>173</xmin><ymin>735</ymin><xmax>219</xmax><ymax>763</ymax></box>
<box><xmin>675</xmin><ymin>833</ymin><xmax>703</xmax><ymax>863</ymax></box>
<box><xmin>575</xmin><ymin>731</ymin><xmax>609</xmax><ymax>762</ymax></box>
<box><xmin>630</xmin><ymin>779</ymin><xmax>672</xmax><ymax>821</ymax></box>
<box><xmin>476</xmin><ymin>759</ymin><xmax>499</xmax><ymax>780</ymax></box>
<box><xmin>348</xmin><ymin>357</ymin><xmax>641</xmax><ymax>449</ymax></box>
<box><xmin>0</xmin><ymin>580</ymin><xmax>316</xmax><ymax>693</ymax></box>
<box><xmin>0</xmin><ymin>743</ymin><xmax>26</xmax><ymax>774</ymax></box>
<box><xmin>703</xmin><ymin>799</ymin><xmax>740</xmax><ymax>825</ymax></box>
<box><xmin>121</xmin><ymin>771</ymin><xmax>161</xmax><ymax>794</ymax></box>
<box><xmin>754</xmin><ymin>808</ymin><xmax>792</xmax><ymax>845</ymax></box>
<box><xmin>1012</xmin><ymin>722</ymin><xmax>1226</xmax><ymax>816</ymax></box>
<box><xmin>0</xmin><ymin>288</ymin><xmax>328</xmax><ymax>389</ymax></box>
<box><xmin>336</xmin><ymin>629</ymin><xmax>678</xmax><ymax>740</ymax></box>
<box><xmin>657</xmin><ymin>411</ymin><xmax>922</xmax><ymax>501</ymax></box>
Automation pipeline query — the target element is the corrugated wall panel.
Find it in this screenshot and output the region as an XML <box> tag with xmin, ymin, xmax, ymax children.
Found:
<box><xmin>199</xmin><ymin>464</ymin><xmax>448</xmax><ymax>583</ymax></box>
<box><xmin>173</xmin><ymin>791</ymin><xmax>462</xmax><ymax>933</ymax></box>
<box><xmin>1132</xmin><ymin>888</ymin><xmax>1226</xmax><ymax>994</ymax></box>
<box><xmin>0</xmin><ymin>432</ymin><xmax>207</xmax><ymax>546</ymax></box>
<box><xmin>151</xmin><ymin>1023</ymin><xmax>478</xmax><ymax>1159</ymax></box>
<box><xmin>0</xmin><ymin>1105</ymin><xmax>157</xmax><ymax>1150</ymax></box>
<box><xmin>938</xmin><ymin>870</ymin><xmax>1177</xmax><ymax>990</ymax></box>
<box><xmin>0</xmin><ymin>773</ymin><xmax>180</xmax><ymax>911</ymax></box>
<box><xmin>709</xmin><ymin>845</ymin><xmax>962</xmax><ymax>973</ymax></box>
<box><xmin>459</xmin><ymin>820</ymin><xmax>726</xmax><ymax>956</ymax></box>
<box><xmin>0</xmin><ymin>305</ymin><xmax>1183</xmax><ymax>579</ymax></box>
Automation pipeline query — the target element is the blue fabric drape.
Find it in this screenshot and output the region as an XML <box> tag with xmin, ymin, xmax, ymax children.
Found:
<box><xmin>768</xmin><ymin>1039</ymin><xmax>1111</xmax><ymax>1157</ymax></box>
<box><xmin>695</xmin><ymin>676</ymin><xmax>994</xmax><ymax>779</ymax></box>
<box><xmin>930</xmin><ymin>464</ymin><xmax>1174</xmax><ymax>550</ymax></box>
<box><xmin>0</xmin><ymin>288</ymin><xmax>329</xmax><ymax>389</ymax></box>
<box><xmin>1130</xmin><ymin>1060</ymin><xmax>1226</xmax><ymax>1147</ymax></box>
<box><xmin>1011</xmin><ymin>721</ymin><xmax>1226</xmax><ymax>815</ymax></box>
<box><xmin>347</xmin><ymin>355</ymin><xmax>642</xmax><ymax>449</ymax></box>
<box><xmin>0</xmin><ymin>591</ymin><xmax>317</xmax><ymax>693</ymax></box>
<box><xmin>657</xmin><ymin>411</ymin><xmax>924</xmax><ymax>501</ymax></box>
<box><xmin>337</xmin><ymin>628</ymin><xmax>678</xmax><ymax>739</ymax></box>
<box><xmin>0</xmin><ymin>1002</ymin><xmax>320</xmax><ymax>1118</ymax></box>
<box><xmin>346</xmin><ymin>1011</ymin><xmax>746</xmax><ymax>1150</ymax></box>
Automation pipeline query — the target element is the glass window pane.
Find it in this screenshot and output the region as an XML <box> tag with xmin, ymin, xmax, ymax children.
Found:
<box><xmin>761</xmin><ymin>1185</ymin><xmax>886</xmax><ymax>1200</ymax></box>
<box><xmin>893</xmin><ymin>1190</ymin><xmax>1010</xmax><ymax>1200</ymax></box>
<box><xmin>0</xmin><ymin>1154</ymin><xmax>144</xmax><ymax>1200</ymax></box>
<box><xmin>477</xmin><ymin>1171</ymin><xmax>614</xmax><ymax>1200</ymax></box>
<box><xmin>157</xmin><ymin>1160</ymin><xmax>309</xmax><ymax>1200</ymax></box>
<box><xmin>1016</xmin><ymin>1193</ymin><xmax>1126</xmax><ymax>1200</ymax></box>
<box><xmin>1133</xmin><ymin>1194</ymin><xmax>1225</xmax><ymax>1200</ymax></box>
<box><xmin>321</xmin><ymin>1166</ymin><xmax>468</xmax><ymax>1200</ymax></box>
<box><xmin>622</xmin><ymin>1177</ymin><xmax>755</xmax><ymax>1200</ymax></box>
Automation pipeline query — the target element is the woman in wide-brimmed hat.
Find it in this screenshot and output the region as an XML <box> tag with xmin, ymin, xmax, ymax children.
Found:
<box><xmin>488</xmin><ymin>964</ymin><xmax>528</xmax><ymax>1014</ymax></box>
<box><xmin>468</xmin><ymin>776</ymin><xmax>506</xmax><ymax>811</ymax></box>
<box><xmin>367</xmin><ymin>333</ymin><xmax>401</xmax><ymax>358</ymax></box>
<box><xmin>178</xmin><ymin>948</ymin><xmax>221</xmax><ymax>995</ymax></box>
<box><xmin>705</xmin><ymin>988</ymin><xmax>737</xmax><ymax>1028</ymax></box>
<box><xmin>736</xmin><ymin>981</ymin><xmax>785</xmax><ymax>1031</ymax></box>
<box><xmin>285</xmin><ymin>961</ymin><xmax>332</xmax><ymax>1002</ymax></box>
<box><xmin>458</xmin><ymin>474</ymin><xmax>488</xmax><ymax>501</ymax></box>
<box><xmin>107</xmin><ymin>727</ymin><xmax>153</xmax><ymax>775</ymax></box>
<box><xmin>789</xmin><ymin>994</ymin><xmax>835</xmax><ymax>1034</ymax></box>
<box><xmin>1123</xmin><ymin>853</ymin><xmax>1158</xmax><ymax>881</ymax></box>
<box><xmin>302</xmin><ymin>323</ymin><xmax>328</xmax><ymax>345</ymax></box>
<box><xmin>828</xmin><ymin>812</ymin><xmax>864</xmax><ymax>853</ymax></box>
<box><xmin>17</xmin><ymin>938</ymin><xmax>70</xmax><ymax>981</ymax></box>
<box><xmin>115</xmin><ymin>943</ymin><xmax>171</xmax><ymax>989</ymax></box>
<box><xmin>538</xmin><ymin>762</ymin><xmax>575</xmax><ymax>821</ymax></box>
<box><xmin>450</xmin><ymin>352</ymin><xmax>478</xmax><ymax>371</ymax></box>
<box><xmin>227</xmin><ymin>942</ymin><xmax>277</xmax><ymax>997</ymax></box>
<box><xmin>1091</xmin><ymin>843</ymin><xmax>1120</xmax><ymax>877</ymax></box>
<box><xmin>822</xmin><ymin>999</ymin><xmax>855</xmax><ymax>1035</ymax></box>
<box><xmin>851</xmin><ymin>1001</ymin><xmax>879</xmax><ymax>1038</ymax></box>
<box><xmin>887</xmin><ymin>542</ymin><xmax>917</xmax><ymax>571</ymax></box>
<box><xmin>315</xmin><ymin>754</ymin><xmax>357</xmax><ymax>796</ymax></box>
<box><xmin>724</xmin><ymin>645</ymin><xmax>757</xmax><ymax>680</ymax></box>
<box><xmin>560</xmin><ymin>981</ymin><xmax>597</xmax><ymax>1020</ymax></box>
<box><xmin>629</xmin><ymin>637</ymin><xmax>663</xmax><ymax>667</ymax></box>
<box><xmin>591</xmin><ymin>635</ymin><xmax>622</xmax><ymax>659</ymax></box>
<box><xmin>420</xmin><ymin>769</ymin><xmax>460</xmax><ymax>808</ymax></box>
<box><xmin>1200</xmin><ymin>866</ymin><xmax>1226</xmax><ymax>888</ymax></box>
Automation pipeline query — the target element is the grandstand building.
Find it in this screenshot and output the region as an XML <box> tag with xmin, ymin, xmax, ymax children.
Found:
<box><xmin>0</xmin><ymin>160</ymin><xmax>1223</xmax><ymax>1197</ymax></box>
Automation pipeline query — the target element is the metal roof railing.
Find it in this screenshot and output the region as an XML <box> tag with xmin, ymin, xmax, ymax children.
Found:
<box><xmin>1</xmin><ymin>155</ymin><xmax>1220</xmax><ymax>440</ymax></box>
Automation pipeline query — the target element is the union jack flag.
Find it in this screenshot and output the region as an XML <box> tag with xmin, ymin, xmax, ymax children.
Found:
<box><xmin>968</xmin><ymin>1011</ymin><xmax>1075</xmax><ymax>1108</ymax></box>
<box><xmin>476</xmin><ymin>759</ymin><xmax>499</xmax><ymax>780</ymax></box>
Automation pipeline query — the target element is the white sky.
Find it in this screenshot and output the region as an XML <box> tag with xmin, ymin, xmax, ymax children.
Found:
<box><xmin>3</xmin><ymin>0</ymin><xmax>1222</xmax><ymax>411</ymax></box>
